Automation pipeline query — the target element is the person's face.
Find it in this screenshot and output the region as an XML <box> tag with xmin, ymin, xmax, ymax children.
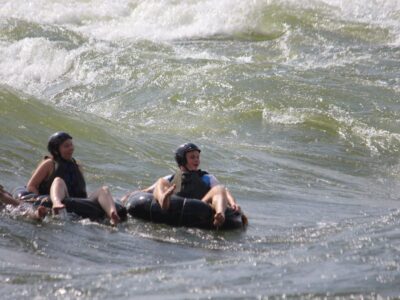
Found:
<box><xmin>59</xmin><ymin>139</ymin><xmax>74</xmax><ymax>160</ymax></box>
<box><xmin>185</xmin><ymin>150</ymin><xmax>200</xmax><ymax>171</ymax></box>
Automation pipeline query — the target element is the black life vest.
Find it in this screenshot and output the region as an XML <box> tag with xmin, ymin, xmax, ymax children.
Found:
<box><xmin>171</xmin><ymin>169</ymin><xmax>210</xmax><ymax>200</ymax></box>
<box><xmin>38</xmin><ymin>157</ymin><xmax>87</xmax><ymax>198</ymax></box>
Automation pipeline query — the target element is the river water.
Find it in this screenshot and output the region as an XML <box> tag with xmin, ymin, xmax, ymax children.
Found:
<box><xmin>1</xmin><ymin>0</ymin><xmax>400</xmax><ymax>298</ymax></box>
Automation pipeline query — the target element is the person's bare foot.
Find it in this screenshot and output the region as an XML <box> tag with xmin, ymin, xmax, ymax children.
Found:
<box><xmin>110</xmin><ymin>210</ymin><xmax>120</xmax><ymax>226</ymax></box>
<box><xmin>36</xmin><ymin>206</ymin><xmax>48</xmax><ymax>220</ymax></box>
<box><xmin>213</xmin><ymin>212</ymin><xmax>225</xmax><ymax>228</ymax></box>
<box><xmin>52</xmin><ymin>204</ymin><xmax>65</xmax><ymax>215</ymax></box>
<box><xmin>159</xmin><ymin>185</ymin><xmax>175</xmax><ymax>210</ymax></box>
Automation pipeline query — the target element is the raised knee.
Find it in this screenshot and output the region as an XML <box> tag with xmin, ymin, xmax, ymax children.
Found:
<box><xmin>211</xmin><ymin>185</ymin><xmax>226</xmax><ymax>194</ymax></box>
<box><xmin>157</xmin><ymin>177</ymin><xmax>170</xmax><ymax>187</ymax></box>
<box><xmin>100</xmin><ymin>186</ymin><xmax>110</xmax><ymax>194</ymax></box>
<box><xmin>52</xmin><ymin>177</ymin><xmax>66</xmax><ymax>186</ymax></box>
<box><xmin>53</xmin><ymin>177</ymin><xmax>62</xmax><ymax>183</ymax></box>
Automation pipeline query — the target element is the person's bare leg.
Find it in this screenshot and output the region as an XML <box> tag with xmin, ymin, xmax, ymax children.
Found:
<box><xmin>49</xmin><ymin>177</ymin><xmax>68</xmax><ymax>214</ymax></box>
<box><xmin>120</xmin><ymin>192</ymin><xmax>130</xmax><ymax>205</ymax></box>
<box><xmin>120</xmin><ymin>189</ymin><xmax>144</xmax><ymax>205</ymax></box>
<box><xmin>212</xmin><ymin>194</ymin><xmax>226</xmax><ymax>227</ymax></box>
<box><xmin>89</xmin><ymin>186</ymin><xmax>120</xmax><ymax>225</ymax></box>
<box><xmin>201</xmin><ymin>185</ymin><xmax>227</xmax><ymax>227</ymax></box>
<box><xmin>153</xmin><ymin>178</ymin><xmax>175</xmax><ymax>210</ymax></box>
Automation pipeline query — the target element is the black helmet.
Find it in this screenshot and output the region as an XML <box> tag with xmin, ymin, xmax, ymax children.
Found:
<box><xmin>47</xmin><ymin>131</ymin><xmax>72</xmax><ymax>159</ymax></box>
<box><xmin>175</xmin><ymin>143</ymin><xmax>201</xmax><ymax>166</ymax></box>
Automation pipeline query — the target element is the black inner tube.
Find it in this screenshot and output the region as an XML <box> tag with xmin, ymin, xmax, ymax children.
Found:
<box><xmin>125</xmin><ymin>192</ymin><xmax>246</xmax><ymax>230</ymax></box>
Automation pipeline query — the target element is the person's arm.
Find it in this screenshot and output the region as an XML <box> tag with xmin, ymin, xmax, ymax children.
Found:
<box><xmin>26</xmin><ymin>159</ymin><xmax>53</xmax><ymax>194</ymax></box>
<box><xmin>120</xmin><ymin>180</ymin><xmax>162</xmax><ymax>205</ymax></box>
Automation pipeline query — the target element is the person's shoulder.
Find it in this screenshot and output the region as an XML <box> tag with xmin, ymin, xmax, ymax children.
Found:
<box><xmin>32</xmin><ymin>157</ymin><xmax>54</xmax><ymax>176</ymax></box>
<box><xmin>204</xmin><ymin>173</ymin><xmax>219</xmax><ymax>187</ymax></box>
<box><xmin>203</xmin><ymin>172</ymin><xmax>216</xmax><ymax>179</ymax></box>
<box><xmin>40</xmin><ymin>157</ymin><xmax>54</xmax><ymax>168</ymax></box>
<box><xmin>205</xmin><ymin>173</ymin><xmax>217</xmax><ymax>179</ymax></box>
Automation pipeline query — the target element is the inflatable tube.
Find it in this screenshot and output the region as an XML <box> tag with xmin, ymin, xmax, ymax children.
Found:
<box><xmin>125</xmin><ymin>192</ymin><xmax>246</xmax><ymax>230</ymax></box>
<box><xmin>12</xmin><ymin>187</ymin><xmax>127</xmax><ymax>222</ymax></box>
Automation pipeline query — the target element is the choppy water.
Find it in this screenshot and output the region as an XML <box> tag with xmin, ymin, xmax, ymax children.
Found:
<box><xmin>1</xmin><ymin>0</ymin><xmax>400</xmax><ymax>298</ymax></box>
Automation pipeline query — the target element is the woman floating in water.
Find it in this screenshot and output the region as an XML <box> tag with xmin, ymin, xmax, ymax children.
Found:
<box><xmin>150</xmin><ymin>143</ymin><xmax>244</xmax><ymax>227</ymax></box>
<box><xmin>27</xmin><ymin>132</ymin><xmax>121</xmax><ymax>225</ymax></box>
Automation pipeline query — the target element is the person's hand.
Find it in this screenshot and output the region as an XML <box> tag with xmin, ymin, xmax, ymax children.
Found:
<box><xmin>230</xmin><ymin>203</ymin><xmax>241</xmax><ymax>212</ymax></box>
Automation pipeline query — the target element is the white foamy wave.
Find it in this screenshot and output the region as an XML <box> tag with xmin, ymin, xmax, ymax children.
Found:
<box><xmin>173</xmin><ymin>47</ymin><xmax>253</xmax><ymax>64</ymax></box>
<box><xmin>1</xmin><ymin>0</ymin><xmax>399</xmax><ymax>43</ymax></box>
<box><xmin>0</xmin><ymin>38</ymin><xmax>82</xmax><ymax>95</ymax></box>
<box><xmin>173</xmin><ymin>48</ymin><xmax>230</xmax><ymax>62</ymax></box>
<box><xmin>329</xmin><ymin>105</ymin><xmax>400</xmax><ymax>155</ymax></box>
<box><xmin>352</xmin><ymin>125</ymin><xmax>400</xmax><ymax>155</ymax></box>
<box><xmin>319</xmin><ymin>0</ymin><xmax>400</xmax><ymax>22</ymax></box>
<box><xmin>0</xmin><ymin>0</ymin><xmax>265</xmax><ymax>41</ymax></box>
<box><xmin>262</xmin><ymin>105</ymin><xmax>400</xmax><ymax>155</ymax></box>
<box><xmin>0</xmin><ymin>1</ymin><xmax>132</xmax><ymax>26</ymax></box>
<box><xmin>277</xmin><ymin>0</ymin><xmax>400</xmax><ymax>25</ymax></box>
<box><xmin>81</xmin><ymin>0</ymin><xmax>265</xmax><ymax>41</ymax></box>
<box><xmin>262</xmin><ymin>108</ymin><xmax>306</xmax><ymax>125</ymax></box>
<box><xmin>328</xmin><ymin>0</ymin><xmax>400</xmax><ymax>46</ymax></box>
<box><xmin>285</xmin><ymin>0</ymin><xmax>400</xmax><ymax>45</ymax></box>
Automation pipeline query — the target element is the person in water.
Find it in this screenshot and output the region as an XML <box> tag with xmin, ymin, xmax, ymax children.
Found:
<box><xmin>27</xmin><ymin>132</ymin><xmax>120</xmax><ymax>225</ymax></box>
<box><xmin>151</xmin><ymin>143</ymin><xmax>241</xmax><ymax>227</ymax></box>
<box><xmin>0</xmin><ymin>185</ymin><xmax>47</xmax><ymax>220</ymax></box>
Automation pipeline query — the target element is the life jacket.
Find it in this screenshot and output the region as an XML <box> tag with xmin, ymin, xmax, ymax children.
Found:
<box><xmin>38</xmin><ymin>157</ymin><xmax>87</xmax><ymax>198</ymax></box>
<box><xmin>170</xmin><ymin>169</ymin><xmax>210</xmax><ymax>200</ymax></box>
